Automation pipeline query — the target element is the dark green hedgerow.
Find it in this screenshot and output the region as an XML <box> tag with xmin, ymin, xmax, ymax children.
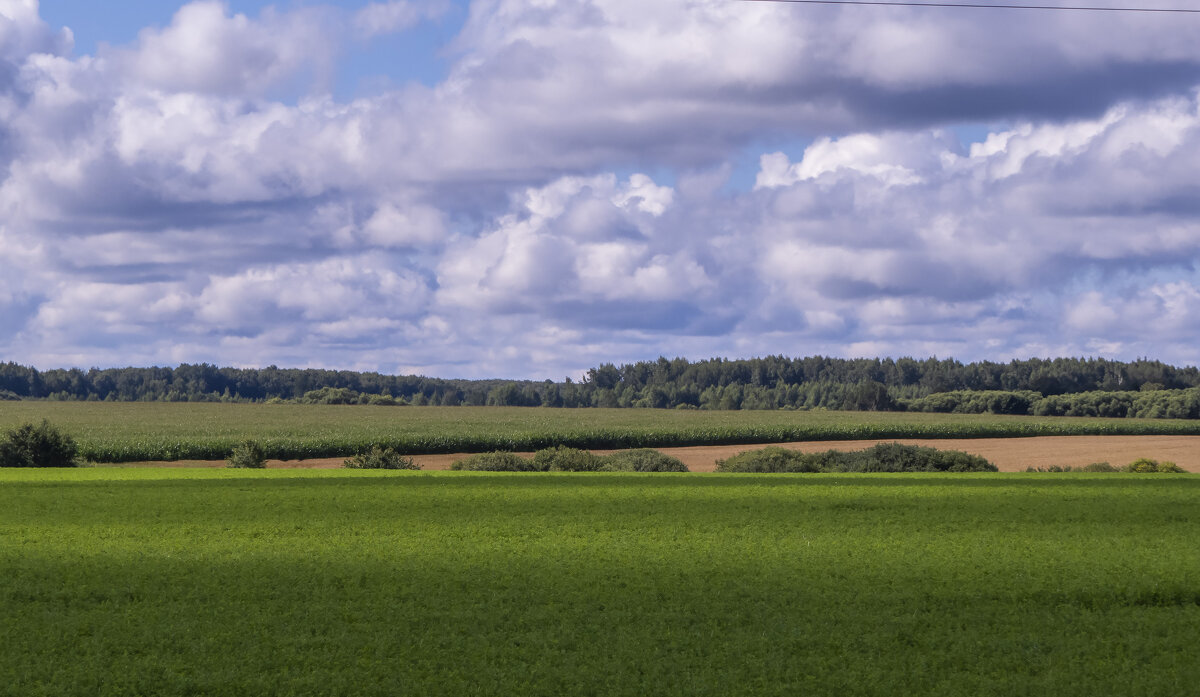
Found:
<box><xmin>716</xmin><ymin>443</ymin><xmax>998</xmax><ymax>473</ymax></box>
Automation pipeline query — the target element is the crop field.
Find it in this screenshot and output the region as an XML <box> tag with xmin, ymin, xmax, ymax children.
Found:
<box><xmin>2</xmin><ymin>470</ymin><xmax>1197</xmax><ymax>696</ymax></box>
<box><xmin>5</xmin><ymin>402</ymin><xmax>1200</xmax><ymax>462</ymax></box>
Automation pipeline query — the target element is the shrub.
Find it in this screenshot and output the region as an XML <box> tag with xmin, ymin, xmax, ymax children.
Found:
<box><xmin>0</xmin><ymin>420</ymin><xmax>80</xmax><ymax>467</ymax></box>
<box><xmin>1025</xmin><ymin>465</ymin><xmax>1073</xmax><ymax>473</ymax></box>
<box><xmin>1024</xmin><ymin>462</ymin><xmax>1121</xmax><ymax>473</ymax></box>
<box><xmin>300</xmin><ymin>387</ymin><xmax>360</xmax><ymax>405</ymax></box>
<box><xmin>1027</xmin><ymin>459</ymin><xmax>1186</xmax><ymax>474</ymax></box>
<box><xmin>716</xmin><ymin>447</ymin><xmax>820</xmax><ymax>473</ymax></box>
<box><xmin>819</xmin><ymin>443</ymin><xmax>995</xmax><ymax>473</ymax></box>
<box><xmin>602</xmin><ymin>449</ymin><xmax>689</xmax><ymax>472</ymax></box>
<box><xmin>1125</xmin><ymin>458</ymin><xmax>1161</xmax><ymax>473</ymax></box>
<box><xmin>452</xmin><ymin>447</ymin><xmax>689</xmax><ymax>473</ymax></box>
<box><xmin>450</xmin><ymin>451</ymin><xmax>539</xmax><ymax>471</ymax></box>
<box><xmin>1121</xmin><ymin>458</ymin><xmax>1187</xmax><ymax>473</ymax></box>
<box><xmin>226</xmin><ymin>440</ymin><xmax>266</xmax><ymax>468</ymax></box>
<box><xmin>344</xmin><ymin>445</ymin><xmax>418</xmax><ymax>470</ymax></box>
<box><xmin>716</xmin><ymin>443</ymin><xmax>996</xmax><ymax>473</ymax></box>
<box><xmin>532</xmin><ymin>446</ymin><xmax>604</xmax><ymax>472</ymax></box>
<box><xmin>798</xmin><ymin>449</ymin><xmax>860</xmax><ymax>472</ymax></box>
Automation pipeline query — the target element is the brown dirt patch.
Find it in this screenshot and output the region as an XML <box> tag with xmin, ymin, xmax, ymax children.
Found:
<box><xmin>109</xmin><ymin>435</ymin><xmax>1200</xmax><ymax>472</ymax></box>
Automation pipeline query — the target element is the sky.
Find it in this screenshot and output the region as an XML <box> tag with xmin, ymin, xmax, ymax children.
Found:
<box><xmin>2</xmin><ymin>0</ymin><xmax>1200</xmax><ymax>379</ymax></box>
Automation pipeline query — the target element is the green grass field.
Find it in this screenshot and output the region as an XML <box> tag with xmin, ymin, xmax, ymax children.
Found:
<box><xmin>4</xmin><ymin>402</ymin><xmax>1200</xmax><ymax>461</ymax></box>
<box><xmin>2</xmin><ymin>470</ymin><xmax>1197</xmax><ymax>696</ymax></box>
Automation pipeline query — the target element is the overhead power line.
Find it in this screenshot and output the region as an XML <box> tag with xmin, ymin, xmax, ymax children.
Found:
<box><xmin>741</xmin><ymin>0</ymin><xmax>1200</xmax><ymax>13</ymax></box>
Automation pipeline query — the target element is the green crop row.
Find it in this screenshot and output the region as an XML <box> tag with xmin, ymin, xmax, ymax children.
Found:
<box><xmin>4</xmin><ymin>402</ymin><xmax>1200</xmax><ymax>462</ymax></box>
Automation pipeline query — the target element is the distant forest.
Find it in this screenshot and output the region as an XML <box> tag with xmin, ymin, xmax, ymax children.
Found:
<box><xmin>3</xmin><ymin>356</ymin><xmax>1200</xmax><ymax>419</ymax></box>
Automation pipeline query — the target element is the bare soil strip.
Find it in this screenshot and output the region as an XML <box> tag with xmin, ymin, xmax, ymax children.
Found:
<box><xmin>113</xmin><ymin>435</ymin><xmax>1200</xmax><ymax>472</ymax></box>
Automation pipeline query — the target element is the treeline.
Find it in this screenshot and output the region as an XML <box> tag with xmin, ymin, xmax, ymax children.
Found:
<box><xmin>0</xmin><ymin>363</ymin><xmax>511</xmax><ymax>405</ymax></box>
<box><xmin>902</xmin><ymin>388</ymin><xmax>1200</xmax><ymax>420</ymax></box>
<box><xmin>580</xmin><ymin>355</ymin><xmax>1200</xmax><ymax>397</ymax></box>
<box><xmin>1</xmin><ymin>356</ymin><xmax>1199</xmax><ymax>418</ymax></box>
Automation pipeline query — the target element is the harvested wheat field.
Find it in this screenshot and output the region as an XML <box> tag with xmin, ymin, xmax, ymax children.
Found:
<box><xmin>150</xmin><ymin>435</ymin><xmax>1200</xmax><ymax>472</ymax></box>
<box><xmin>607</xmin><ymin>435</ymin><xmax>1200</xmax><ymax>472</ymax></box>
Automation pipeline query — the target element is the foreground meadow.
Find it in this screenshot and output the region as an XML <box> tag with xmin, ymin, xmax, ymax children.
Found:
<box><xmin>2</xmin><ymin>470</ymin><xmax>1197</xmax><ymax>696</ymax></box>
<box><xmin>4</xmin><ymin>402</ymin><xmax>1200</xmax><ymax>461</ymax></box>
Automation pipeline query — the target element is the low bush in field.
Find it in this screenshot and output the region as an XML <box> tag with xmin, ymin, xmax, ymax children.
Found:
<box><xmin>532</xmin><ymin>446</ymin><xmax>605</xmax><ymax>472</ymax></box>
<box><xmin>1025</xmin><ymin>463</ymin><xmax>1119</xmax><ymax>473</ymax></box>
<box><xmin>343</xmin><ymin>446</ymin><xmax>419</xmax><ymax>470</ymax></box>
<box><xmin>1125</xmin><ymin>458</ymin><xmax>1186</xmax><ymax>473</ymax></box>
<box><xmin>226</xmin><ymin>440</ymin><xmax>266</xmax><ymax>468</ymax></box>
<box><xmin>451</xmin><ymin>451</ymin><xmax>539</xmax><ymax>471</ymax></box>
<box><xmin>1024</xmin><ymin>460</ymin><xmax>1188</xmax><ymax>473</ymax></box>
<box><xmin>453</xmin><ymin>447</ymin><xmax>689</xmax><ymax>472</ymax></box>
<box><xmin>602</xmin><ymin>448</ymin><xmax>689</xmax><ymax>472</ymax></box>
<box><xmin>715</xmin><ymin>447</ymin><xmax>822</xmax><ymax>473</ymax></box>
<box><xmin>716</xmin><ymin>443</ymin><xmax>997</xmax><ymax>473</ymax></box>
<box><xmin>0</xmin><ymin>420</ymin><xmax>80</xmax><ymax>467</ymax></box>
<box><xmin>849</xmin><ymin>442</ymin><xmax>994</xmax><ymax>473</ymax></box>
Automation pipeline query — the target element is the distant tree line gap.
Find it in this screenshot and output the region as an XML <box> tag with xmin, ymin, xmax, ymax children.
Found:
<box><xmin>3</xmin><ymin>356</ymin><xmax>1200</xmax><ymax>419</ymax></box>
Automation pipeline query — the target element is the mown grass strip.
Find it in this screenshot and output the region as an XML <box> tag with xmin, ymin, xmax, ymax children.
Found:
<box><xmin>1</xmin><ymin>471</ymin><xmax>1198</xmax><ymax>696</ymax></box>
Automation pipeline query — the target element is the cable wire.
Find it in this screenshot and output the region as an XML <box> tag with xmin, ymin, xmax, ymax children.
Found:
<box><xmin>741</xmin><ymin>0</ymin><xmax>1200</xmax><ymax>13</ymax></box>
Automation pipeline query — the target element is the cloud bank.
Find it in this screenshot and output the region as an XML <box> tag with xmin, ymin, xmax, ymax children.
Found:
<box><xmin>2</xmin><ymin>0</ymin><xmax>1199</xmax><ymax>378</ymax></box>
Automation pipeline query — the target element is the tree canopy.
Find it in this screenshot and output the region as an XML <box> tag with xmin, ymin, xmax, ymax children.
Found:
<box><xmin>1</xmin><ymin>356</ymin><xmax>1198</xmax><ymax>417</ymax></box>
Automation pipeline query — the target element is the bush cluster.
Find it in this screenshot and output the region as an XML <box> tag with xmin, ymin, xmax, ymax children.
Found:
<box><xmin>903</xmin><ymin>390</ymin><xmax>1041</xmax><ymax>416</ymax></box>
<box><xmin>225</xmin><ymin>440</ymin><xmax>266</xmax><ymax>468</ymax></box>
<box><xmin>715</xmin><ymin>442</ymin><xmax>997</xmax><ymax>473</ymax></box>
<box><xmin>1025</xmin><ymin>459</ymin><xmax>1187</xmax><ymax>473</ymax></box>
<box><xmin>0</xmin><ymin>420</ymin><xmax>80</xmax><ymax>467</ymax></box>
<box><xmin>1124</xmin><ymin>458</ymin><xmax>1185</xmax><ymax>473</ymax></box>
<box><xmin>1025</xmin><ymin>462</ymin><xmax>1118</xmax><ymax>473</ymax></box>
<box><xmin>532</xmin><ymin>445</ymin><xmax>605</xmax><ymax>472</ymax></box>
<box><xmin>298</xmin><ymin>387</ymin><xmax>402</xmax><ymax>406</ymax></box>
<box><xmin>602</xmin><ymin>448</ymin><xmax>690</xmax><ymax>472</ymax></box>
<box><xmin>452</xmin><ymin>447</ymin><xmax>688</xmax><ymax>472</ymax></box>
<box><xmin>343</xmin><ymin>446</ymin><xmax>419</xmax><ymax>470</ymax></box>
<box><xmin>450</xmin><ymin>451</ymin><xmax>542</xmax><ymax>471</ymax></box>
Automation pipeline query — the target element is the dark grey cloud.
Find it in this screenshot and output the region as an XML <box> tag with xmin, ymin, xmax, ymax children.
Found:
<box><xmin>832</xmin><ymin>61</ymin><xmax>1200</xmax><ymax>128</ymax></box>
<box><xmin>551</xmin><ymin>300</ymin><xmax>705</xmax><ymax>333</ymax></box>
